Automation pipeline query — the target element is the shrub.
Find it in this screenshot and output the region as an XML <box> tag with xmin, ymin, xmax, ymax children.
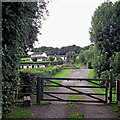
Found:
<box><xmin>31</xmin><ymin>57</ymin><xmax>37</xmax><ymax>62</ymax></box>
<box><xmin>87</xmin><ymin>61</ymin><xmax>93</xmax><ymax>69</ymax></box>
<box><xmin>62</xmin><ymin>64</ymin><xmax>69</xmax><ymax>67</ymax></box>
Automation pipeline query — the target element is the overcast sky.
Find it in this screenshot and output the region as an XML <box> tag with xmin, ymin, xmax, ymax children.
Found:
<box><xmin>34</xmin><ymin>0</ymin><xmax>118</xmax><ymax>48</ymax></box>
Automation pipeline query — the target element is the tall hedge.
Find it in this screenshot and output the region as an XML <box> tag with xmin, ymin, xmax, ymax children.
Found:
<box><xmin>89</xmin><ymin>1</ymin><xmax>120</xmax><ymax>79</ymax></box>
<box><xmin>2</xmin><ymin>2</ymin><xmax>48</xmax><ymax>116</ymax></box>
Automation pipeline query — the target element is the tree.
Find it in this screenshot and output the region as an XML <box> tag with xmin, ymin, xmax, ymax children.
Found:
<box><xmin>49</xmin><ymin>56</ymin><xmax>55</xmax><ymax>61</ymax></box>
<box><xmin>2</xmin><ymin>2</ymin><xmax>48</xmax><ymax>115</ymax></box>
<box><xmin>66</xmin><ymin>52</ymin><xmax>76</xmax><ymax>63</ymax></box>
<box><xmin>89</xmin><ymin>1</ymin><xmax>120</xmax><ymax>79</ymax></box>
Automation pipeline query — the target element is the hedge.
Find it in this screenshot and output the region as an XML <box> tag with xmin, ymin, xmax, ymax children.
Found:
<box><xmin>20</xmin><ymin>60</ymin><xmax>63</xmax><ymax>65</ymax></box>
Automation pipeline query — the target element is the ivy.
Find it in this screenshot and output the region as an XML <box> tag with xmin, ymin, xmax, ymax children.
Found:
<box><xmin>2</xmin><ymin>2</ymin><xmax>48</xmax><ymax>117</ymax></box>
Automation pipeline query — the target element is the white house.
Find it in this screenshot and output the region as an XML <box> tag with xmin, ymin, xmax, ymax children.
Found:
<box><xmin>31</xmin><ymin>52</ymin><xmax>47</xmax><ymax>61</ymax></box>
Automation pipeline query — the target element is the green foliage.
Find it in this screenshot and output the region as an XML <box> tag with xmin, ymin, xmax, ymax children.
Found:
<box><xmin>32</xmin><ymin>45</ymin><xmax>81</xmax><ymax>55</ymax></box>
<box><xmin>49</xmin><ymin>56</ymin><xmax>55</xmax><ymax>61</ymax></box>
<box><xmin>87</xmin><ymin>61</ymin><xmax>93</xmax><ymax>69</ymax></box>
<box><xmin>66</xmin><ymin>52</ymin><xmax>77</xmax><ymax>63</ymax></box>
<box><xmin>68</xmin><ymin>112</ymin><xmax>84</xmax><ymax>120</ymax></box>
<box><xmin>40</xmin><ymin>101</ymin><xmax>51</xmax><ymax>105</ymax></box>
<box><xmin>89</xmin><ymin>1</ymin><xmax>120</xmax><ymax>80</ymax></box>
<box><xmin>20</xmin><ymin>61</ymin><xmax>57</xmax><ymax>64</ymax></box>
<box><xmin>61</xmin><ymin>64</ymin><xmax>69</xmax><ymax>67</ymax></box>
<box><xmin>87</xmin><ymin>69</ymin><xmax>94</xmax><ymax>79</ymax></box>
<box><xmin>2</xmin><ymin>2</ymin><xmax>48</xmax><ymax>116</ymax></box>
<box><xmin>31</xmin><ymin>57</ymin><xmax>37</xmax><ymax>62</ymax></box>
<box><xmin>21</xmin><ymin>58</ymin><xmax>30</xmax><ymax>61</ymax></box>
<box><xmin>79</xmin><ymin>45</ymin><xmax>96</xmax><ymax>66</ymax></box>
<box><xmin>4</xmin><ymin>107</ymin><xmax>31</xmax><ymax>119</ymax></box>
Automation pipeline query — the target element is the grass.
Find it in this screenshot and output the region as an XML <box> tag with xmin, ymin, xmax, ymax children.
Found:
<box><xmin>87</xmin><ymin>69</ymin><xmax>94</xmax><ymax>79</ymax></box>
<box><xmin>4</xmin><ymin>107</ymin><xmax>31</xmax><ymax>119</ymax></box>
<box><xmin>73</xmin><ymin>63</ymin><xmax>83</xmax><ymax>67</ymax></box>
<box><xmin>40</xmin><ymin>101</ymin><xmax>51</xmax><ymax>105</ymax></box>
<box><xmin>21</xmin><ymin>58</ymin><xmax>30</xmax><ymax>61</ymax></box>
<box><xmin>68</xmin><ymin>112</ymin><xmax>84</xmax><ymax>120</ymax></box>
<box><xmin>68</xmin><ymin>94</ymin><xmax>83</xmax><ymax>107</ymax></box>
<box><xmin>91</xmin><ymin>88</ymin><xmax>104</xmax><ymax>94</ymax></box>
<box><xmin>45</xmin><ymin>69</ymin><xmax>72</xmax><ymax>90</ymax></box>
<box><xmin>111</xmin><ymin>104</ymin><xmax>120</xmax><ymax>117</ymax></box>
<box><xmin>68</xmin><ymin>85</ymin><xmax>83</xmax><ymax>106</ymax></box>
<box><xmin>88</xmin><ymin>69</ymin><xmax>117</xmax><ymax>103</ymax></box>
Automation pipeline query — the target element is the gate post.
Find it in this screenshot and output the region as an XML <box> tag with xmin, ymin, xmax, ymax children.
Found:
<box><xmin>37</xmin><ymin>77</ymin><xmax>43</xmax><ymax>104</ymax></box>
<box><xmin>117</xmin><ymin>80</ymin><xmax>120</xmax><ymax>104</ymax></box>
<box><xmin>109</xmin><ymin>74</ymin><xmax>112</xmax><ymax>104</ymax></box>
<box><xmin>109</xmin><ymin>82</ymin><xmax>112</xmax><ymax>103</ymax></box>
<box><xmin>105</xmin><ymin>80</ymin><xmax>108</xmax><ymax>103</ymax></box>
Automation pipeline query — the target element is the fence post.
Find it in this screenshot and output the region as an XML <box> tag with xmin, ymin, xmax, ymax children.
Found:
<box><xmin>109</xmin><ymin>74</ymin><xmax>112</xmax><ymax>104</ymax></box>
<box><xmin>117</xmin><ymin>80</ymin><xmax>120</xmax><ymax>104</ymax></box>
<box><xmin>109</xmin><ymin>82</ymin><xmax>112</xmax><ymax>103</ymax></box>
<box><xmin>37</xmin><ymin>77</ymin><xmax>43</xmax><ymax>104</ymax></box>
<box><xmin>105</xmin><ymin>80</ymin><xmax>108</xmax><ymax>103</ymax></box>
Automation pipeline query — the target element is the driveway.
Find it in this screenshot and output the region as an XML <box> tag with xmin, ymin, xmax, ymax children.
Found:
<box><xmin>27</xmin><ymin>69</ymin><xmax>118</xmax><ymax>119</ymax></box>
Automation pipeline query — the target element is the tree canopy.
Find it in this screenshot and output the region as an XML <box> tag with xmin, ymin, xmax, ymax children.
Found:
<box><xmin>2</xmin><ymin>2</ymin><xmax>48</xmax><ymax>115</ymax></box>
<box><xmin>89</xmin><ymin>1</ymin><xmax>120</xmax><ymax>79</ymax></box>
<box><xmin>32</xmin><ymin>45</ymin><xmax>81</xmax><ymax>55</ymax></box>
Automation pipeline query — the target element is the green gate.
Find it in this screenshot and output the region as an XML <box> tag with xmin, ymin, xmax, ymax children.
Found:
<box><xmin>36</xmin><ymin>77</ymin><xmax>111</xmax><ymax>104</ymax></box>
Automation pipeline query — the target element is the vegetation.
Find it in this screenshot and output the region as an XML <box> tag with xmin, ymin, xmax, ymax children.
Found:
<box><xmin>111</xmin><ymin>104</ymin><xmax>120</xmax><ymax>117</ymax></box>
<box><xmin>87</xmin><ymin>69</ymin><xmax>94</xmax><ymax>79</ymax></box>
<box><xmin>48</xmin><ymin>56</ymin><xmax>55</xmax><ymax>61</ymax></box>
<box><xmin>2</xmin><ymin>2</ymin><xmax>48</xmax><ymax>116</ymax></box>
<box><xmin>20</xmin><ymin>59</ymin><xmax>63</xmax><ymax>65</ymax></box>
<box><xmin>4</xmin><ymin>107</ymin><xmax>31</xmax><ymax>119</ymax></box>
<box><xmin>89</xmin><ymin>1</ymin><xmax>120</xmax><ymax>80</ymax></box>
<box><xmin>68</xmin><ymin>112</ymin><xmax>84</xmax><ymax>120</ymax></box>
<box><xmin>40</xmin><ymin>101</ymin><xmax>51</xmax><ymax>105</ymax></box>
<box><xmin>31</xmin><ymin>57</ymin><xmax>37</xmax><ymax>62</ymax></box>
<box><xmin>32</xmin><ymin>45</ymin><xmax>81</xmax><ymax>55</ymax></box>
<box><xmin>46</xmin><ymin>69</ymin><xmax>72</xmax><ymax>90</ymax></box>
<box><xmin>68</xmin><ymin>94</ymin><xmax>82</xmax><ymax>107</ymax></box>
<box><xmin>66</xmin><ymin>52</ymin><xmax>77</xmax><ymax>63</ymax></box>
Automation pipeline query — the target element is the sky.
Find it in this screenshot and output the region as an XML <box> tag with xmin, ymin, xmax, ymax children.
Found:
<box><xmin>34</xmin><ymin>0</ymin><xmax>118</xmax><ymax>48</ymax></box>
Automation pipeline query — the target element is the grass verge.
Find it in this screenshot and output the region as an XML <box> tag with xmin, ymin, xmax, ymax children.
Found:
<box><xmin>68</xmin><ymin>112</ymin><xmax>84</xmax><ymax>120</ymax></box>
<box><xmin>4</xmin><ymin>107</ymin><xmax>31</xmax><ymax>119</ymax></box>
<box><xmin>111</xmin><ymin>104</ymin><xmax>120</xmax><ymax>117</ymax></box>
<box><xmin>90</xmin><ymin>88</ymin><xmax>104</xmax><ymax>94</ymax></box>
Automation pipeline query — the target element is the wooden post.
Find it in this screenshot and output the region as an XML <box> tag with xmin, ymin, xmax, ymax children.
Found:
<box><xmin>105</xmin><ymin>80</ymin><xmax>108</xmax><ymax>103</ymax></box>
<box><xmin>117</xmin><ymin>80</ymin><xmax>120</xmax><ymax>103</ymax></box>
<box><xmin>40</xmin><ymin>77</ymin><xmax>43</xmax><ymax>101</ymax></box>
<box><xmin>109</xmin><ymin>82</ymin><xmax>112</xmax><ymax>103</ymax></box>
<box><xmin>37</xmin><ymin>77</ymin><xmax>40</xmax><ymax>104</ymax></box>
<box><xmin>37</xmin><ymin>77</ymin><xmax>43</xmax><ymax>104</ymax></box>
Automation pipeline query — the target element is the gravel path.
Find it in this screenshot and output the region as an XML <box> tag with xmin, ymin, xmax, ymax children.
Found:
<box><xmin>27</xmin><ymin>69</ymin><xmax>118</xmax><ymax>119</ymax></box>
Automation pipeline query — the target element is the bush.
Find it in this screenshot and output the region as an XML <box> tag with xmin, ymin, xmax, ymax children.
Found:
<box><xmin>87</xmin><ymin>61</ymin><xmax>93</xmax><ymax>69</ymax></box>
<box><xmin>31</xmin><ymin>57</ymin><xmax>37</xmax><ymax>62</ymax></box>
<box><xmin>58</xmin><ymin>60</ymin><xmax>63</xmax><ymax>65</ymax></box>
<box><xmin>62</xmin><ymin>64</ymin><xmax>69</xmax><ymax>67</ymax></box>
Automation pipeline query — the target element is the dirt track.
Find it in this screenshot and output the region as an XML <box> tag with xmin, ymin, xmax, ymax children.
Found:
<box><xmin>27</xmin><ymin>69</ymin><xmax>118</xmax><ymax>119</ymax></box>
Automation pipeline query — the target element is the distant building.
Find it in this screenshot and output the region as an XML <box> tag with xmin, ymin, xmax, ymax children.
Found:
<box><xmin>31</xmin><ymin>52</ymin><xmax>47</xmax><ymax>61</ymax></box>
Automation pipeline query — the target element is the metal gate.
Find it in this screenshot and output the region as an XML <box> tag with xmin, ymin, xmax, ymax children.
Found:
<box><xmin>36</xmin><ymin>77</ymin><xmax>111</xmax><ymax>104</ymax></box>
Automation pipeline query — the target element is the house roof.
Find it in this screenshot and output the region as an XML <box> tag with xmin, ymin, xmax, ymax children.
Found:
<box><xmin>56</xmin><ymin>55</ymin><xmax>66</xmax><ymax>57</ymax></box>
<box><xmin>32</xmin><ymin>52</ymin><xmax>45</xmax><ymax>55</ymax></box>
